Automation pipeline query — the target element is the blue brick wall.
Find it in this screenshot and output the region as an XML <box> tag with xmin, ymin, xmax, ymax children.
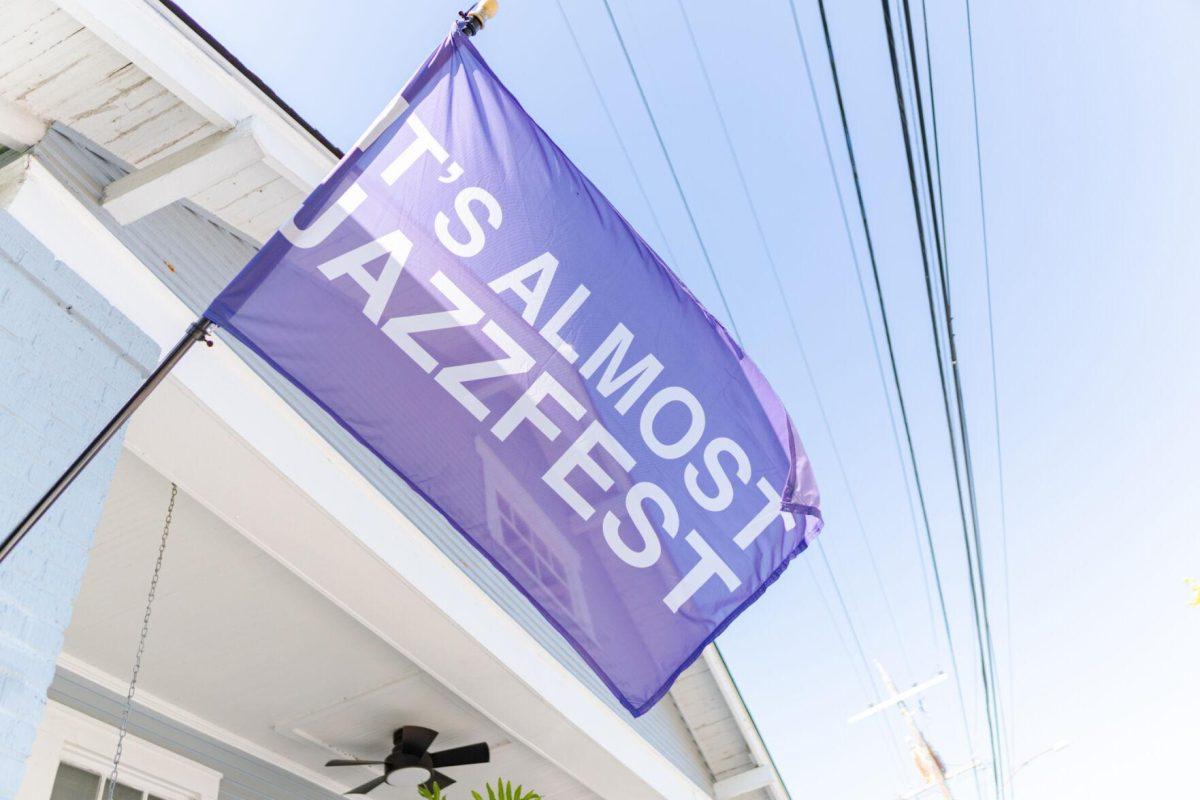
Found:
<box><xmin>0</xmin><ymin>210</ymin><xmax>159</xmax><ymax>798</ymax></box>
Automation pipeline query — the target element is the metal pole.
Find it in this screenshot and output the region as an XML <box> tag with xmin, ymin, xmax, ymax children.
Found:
<box><xmin>874</xmin><ymin>662</ymin><xmax>953</xmax><ymax>800</ymax></box>
<box><xmin>0</xmin><ymin>317</ymin><xmax>213</xmax><ymax>564</ymax></box>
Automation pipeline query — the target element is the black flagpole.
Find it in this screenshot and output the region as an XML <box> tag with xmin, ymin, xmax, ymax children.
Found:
<box><xmin>0</xmin><ymin>318</ymin><xmax>213</xmax><ymax>564</ymax></box>
<box><xmin>1</xmin><ymin>2</ymin><xmax>500</xmax><ymax>565</ymax></box>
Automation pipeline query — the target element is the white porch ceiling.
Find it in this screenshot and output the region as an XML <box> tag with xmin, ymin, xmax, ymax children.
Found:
<box><xmin>64</xmin><ymin>452</ymin><xmax>598</xmax><ymax>800</ymax></box>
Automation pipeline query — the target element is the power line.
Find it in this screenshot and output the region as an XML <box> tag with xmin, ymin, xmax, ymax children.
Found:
<box><xmin>897</xmin><ymin>0</ymin><xmax>1008</xmax><ymax>789</ymax></box>
<box><xmin>894</xmin><ymin>0</ymin><xmax>1007</xmax><ymax>789</ymax></box>
<box><xmin>672</xmin><ymin>0</ymin><xmax>917</xmax><ymax>683</ymax></box>
<box><xmin>914</xmin><ymin>0</ymin><xmax>949</xmax><ymax>272</ymax></box>
<box><xmin>551</xmin><ymin>0</ymin><xmax>680</xmax><ymax>270</ymax></box>
<box><xmin>781</xmin><ymin>0</ymin><xmax>944</xmax><ymax>660</ymax></box>
<box><xmin>592</xmin><ymin>4</ymin><xmax>1003</xmax><ymax>796</ymax></box>
<box><xmin>595</xmin><ymin>1</ymin><xmax>917</xmax><ymax>775</ymax></box>
<box><xmin>962</xmin><ymin>0</ymin><xmax>1015</xmax><ymax>779</ymax></box>
<box><xmin>886</xmin><ymin>2</ymin><xmax>1003</xmax><ymax>792</ymax></box>
<box><xmin>817</xmin><ymin>542</ymin><xmax>917</xmax><ymax>780</ymax></box>
<box><xmin>891</xmin><ymin>0</ymin><xmax>936</xmax><ymax>272</ymax></box>
<box><xmin>596</xmin><ymin>0</ymin><xmax>741</xmax><ymax>344</ymax></box>
<box><xmin>806</xmin><ymin>560</ymin><xmax>880</xmax><ymax>709</ymax></box>
<box><xmin>795</xmin><ymin>1</ymin><xmax>982</xmax><ymax>795</ymax></box>
<box><xmin>876</xmin><ymin>0</ymin><xmax>1006</xmax><ymax>794</ymax></box>
<box><xmin>804</xmin><ymin>554</ymin><xmax>909</xmax><ymax>774</ymax></box>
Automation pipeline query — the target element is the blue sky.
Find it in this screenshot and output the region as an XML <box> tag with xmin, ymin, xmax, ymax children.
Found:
<box><xmin>179</xmin><ymin>1</ymin><xmax>1200</xmax><ymax>796</ymax></box>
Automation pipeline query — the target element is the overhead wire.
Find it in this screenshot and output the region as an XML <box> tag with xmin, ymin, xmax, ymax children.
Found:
<box><xmin>903</xmin><ymin>0</ymin><xmax>995</xmax><ymax>773</ymax></box>
<box><xmin>796</xmin><ymin>0</ymin><xmax>983</xmax><ymax>794</ymax></box>
<box><xmin>896</xmin><ymin>0</ymin><xmax>1007</xmax><ymax>788</ymax></box>
<box><xmin>962</xmin><ymin>0</ymin><xmax>1016</xmax><ymax>776</ymax></box>
<box><xmin>888</xmin><ymin>0</ymin><xmax>1003</xmax><ymax>788</ymax></box>
<box><xmin>910</xmin><ymin>0</ymin><xmax>1013</xmax><ymax>781</ymax></box>
<box><xmin>779</xmin><ymin>0</ymin><xmax>944</xmax><ymax>662</ymax></box>
<box><xmin>672</xmin><ymin>0</ymin><xmax>918</xmax><ymax>684</ymax></box>
<box><xmin>803</xmin><ymin>554</ymin><xmax>909</xmax><ymax>773</ymax></box>
<box><xmin>594</xmin><ymin>0</ymin><xmax>914</xmax><ymax>771</ymax></box>
<box><xmin>596</xmin><ymin>0</ymin><xmax>741</xmax><ymax>344</ymax></box>
<box><xmin>891</xmin><ymin>0</ymin><xmax>937</xmax><ymax>268</ymax></box>
<box><xmin>915</xmin><ymin>0</ymin><xmax>950</xmax><ymax>270</ymax></box>
<box><xmin>589</xmin><ymin>0</ymin><xmax>1004</xmax><ymax>791</ymax></box>
<box><xmin>551</xmin><ymin>0</ymin><xmax>680</xmax><ymax>270</ymax></box>
<box><xmin>782</xmin><ymin>0</ymin><xmax>941</xmax><ymax>658</ymax></box>
<box><xmin>876</xmin><ymin>0</ymin><xmax>1006</xmax><ymax>794</ymax></box>
<box><xmin>812</xmin><ymin>543</ymin><xmax>909</xmax><ymax>772</ymax></box>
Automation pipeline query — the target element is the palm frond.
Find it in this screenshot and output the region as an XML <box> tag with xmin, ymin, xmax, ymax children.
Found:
<box><xmin>475</xmin><ymin>779</ymin><xmax>539</xmax><ymax>800</ymax></box>
<box><xmin>418</xmin><ymin>784</ymin><xmax>446</xmax><ymax>800</ymax></box>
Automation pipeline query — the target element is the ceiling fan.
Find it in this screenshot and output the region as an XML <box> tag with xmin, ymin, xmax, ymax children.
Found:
<box><xmin>325</xmin><ymin>725</ymin><xmax>490</xmax><ymax>794</ymax></box>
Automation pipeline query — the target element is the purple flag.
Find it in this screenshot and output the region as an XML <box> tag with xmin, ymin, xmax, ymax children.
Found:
<box><xmin>206</xmin><ymin>31</ymin><xmax>821</xmax><ymax>715</ymax></box>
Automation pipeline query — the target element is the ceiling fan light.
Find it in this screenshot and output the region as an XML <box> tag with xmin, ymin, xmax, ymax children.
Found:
<box><xmin>384</xmin><ymin>767</ymin><xmax>433</xmax><ymax>788</ymax></box>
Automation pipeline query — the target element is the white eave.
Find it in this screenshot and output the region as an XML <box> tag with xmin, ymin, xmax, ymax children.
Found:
<box><xmin>671</xmin><ymin>648</ymin><xmax>790</xmax><ymax>800</ymax></box>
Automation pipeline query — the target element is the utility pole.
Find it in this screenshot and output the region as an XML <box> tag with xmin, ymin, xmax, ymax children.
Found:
<box><xmin>850</xmin><ymin>662</ymin><xmax>976</xmax><ymax>800</ymax></box>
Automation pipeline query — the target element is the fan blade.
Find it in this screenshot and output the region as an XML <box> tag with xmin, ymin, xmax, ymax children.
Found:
<box><xmin>421</xmin><ymin>771</ymin><xmax>457</xmax><ymax>792</ymax></box>
<box><xmin>430</xmin><ymin>743</ymin><xmax>490</xmax><ymax>768</ymax></box>
<box><xmin>399</xmin><ymin>725</ymin><xmax>439</xmax><ymax>755</ymax></box>
<box><xmin>346</xmin><ymin>775</ymin><xmax>388</xmax><ymax>795</ymax></box>
<box><xmin>325</xmin><ymin>760</ymin><xmax>385</xmax><ymax>767</ymax></box>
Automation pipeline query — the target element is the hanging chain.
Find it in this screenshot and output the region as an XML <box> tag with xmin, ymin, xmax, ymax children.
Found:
<box><xmin>105</xmin><ymin>482</ymin><xmax>178</xmax><ymax>800</ymax></box>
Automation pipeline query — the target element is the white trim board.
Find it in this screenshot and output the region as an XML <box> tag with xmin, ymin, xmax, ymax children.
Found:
<box><xmin>53</xmin><ymin>0</ymin><xmax>335</xmax><ymax>188</ymax></box>
<box><xmin>54</xmin><ymin>654</ymin><xmax>347</xmax><ymax>796</ymax></box>
<box><xmin>17</xmin><ymin>701</ymin><xmax>222</xmax><ymax>800</ymax></box>
<box><xmin>102</xmin><ymin>121</ymin><xmax>264</xmax><ymax>224</ymax></box>
<box><xmin>702</xmin><ymin>647</ymin><xmax>788</xmax><ymax>800</ymax></box>
<box><xmin>0</xmin><ymin>95</ymin><xmax>47</xmax><ymax>149</ymax></box>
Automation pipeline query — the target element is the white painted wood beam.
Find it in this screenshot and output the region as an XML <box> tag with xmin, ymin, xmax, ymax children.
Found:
<box><xmin>0</xmin><ymin>97</ymin><xmax>48</xmax><ymax>149</ymax></box>
<box><xmin>714</xmin><ymin>766</ymin><xmax>773</xmax><ymax>800</ymax></box>
<box><xmin>54</xmin><ymin>0</ymin><xmax>335</xmax><ymax>188</ymax></box>
<box><xmin>703</xmin><ymin>647</ymin><xmax>790</xmax><ymax>800</ymax></box>
<box><xmin>102</xmin><ymin>121</ymin><xmax>261</xmax><ymax>224</ymax></box>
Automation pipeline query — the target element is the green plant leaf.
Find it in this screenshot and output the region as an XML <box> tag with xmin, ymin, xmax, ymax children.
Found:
<box><xmin>473</xmin><ymin>778</ymin><xmax>540</xmax><ymax>800</ymax></box>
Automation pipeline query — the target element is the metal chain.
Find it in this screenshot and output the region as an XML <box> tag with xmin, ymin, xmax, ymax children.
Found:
<box><xmin>105</xmin><ymin>482</ymin><xmax>178</xmax><ymax>800</ymax></box>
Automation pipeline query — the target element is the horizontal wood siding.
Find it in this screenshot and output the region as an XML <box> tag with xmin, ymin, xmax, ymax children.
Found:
<box><xmin>50</xmin><ymin>669</ymin><xmax>343</xmax><ymax>800</ymax></box>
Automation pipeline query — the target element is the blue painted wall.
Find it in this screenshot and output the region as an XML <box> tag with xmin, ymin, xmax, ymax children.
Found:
<box><xmin>0</xmin><ymin>210</ymin><xmax>159</xmax><ymax>798</ymax></box>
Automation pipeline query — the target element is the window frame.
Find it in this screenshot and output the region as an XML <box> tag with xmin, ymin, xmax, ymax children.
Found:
<box><xmin>18</xmin><ymin>702</ymin><xmax>221</xmax><ymax>800</ymax></box>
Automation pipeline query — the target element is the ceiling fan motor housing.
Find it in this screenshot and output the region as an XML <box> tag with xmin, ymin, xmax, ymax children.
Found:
<box><xmin>384</xmin><ymin>726</ymin><xmax>438</xmax><ymax>785</ymax></box>
<box><xmin>325</xmin><ymin>724</ymin><xmax>490</xmax><ymax>794</ymax></box>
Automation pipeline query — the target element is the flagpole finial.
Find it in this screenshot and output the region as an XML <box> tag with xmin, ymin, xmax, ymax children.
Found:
<box><xmin>458</xmin><ymin>0</ymin><xmax>499</xmax><ymax>36</ymax></box>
